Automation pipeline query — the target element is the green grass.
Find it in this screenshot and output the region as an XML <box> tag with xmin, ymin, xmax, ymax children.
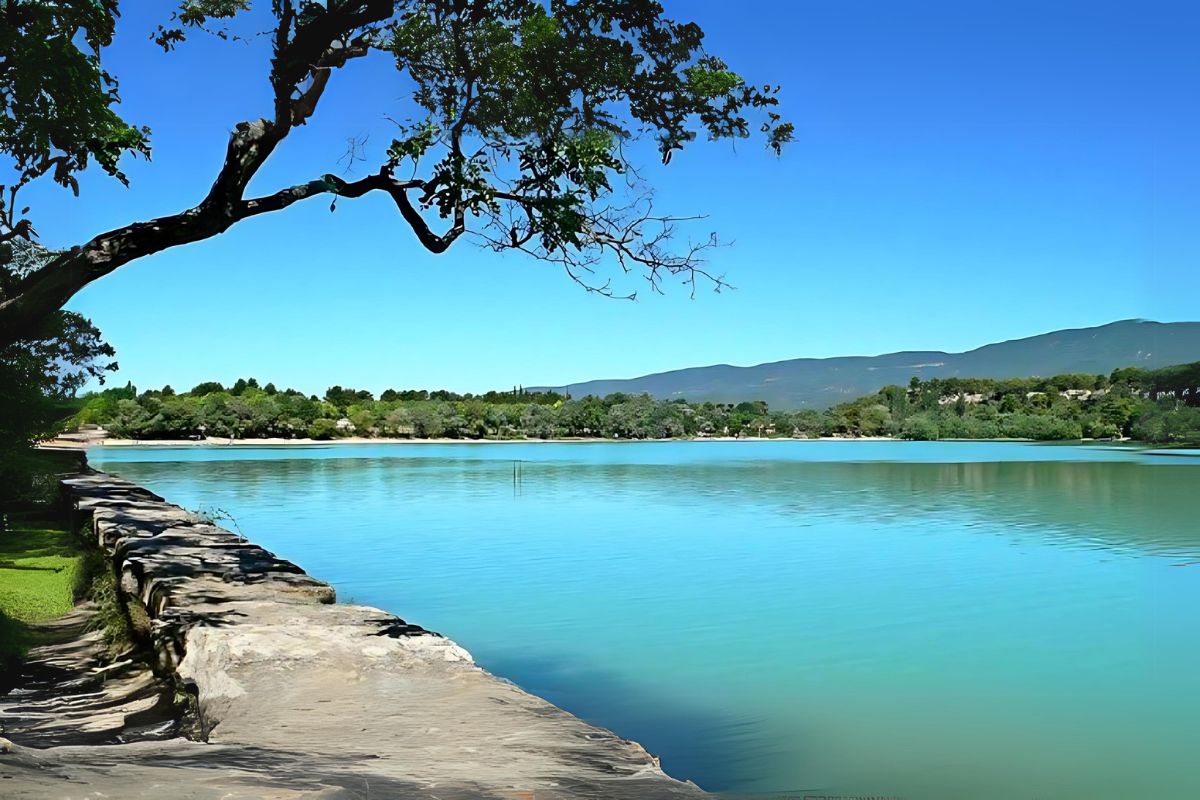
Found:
<box><xmin>0</xmin><ymin>514</ymin><xmax>89</xmax><ymax>672</ymax></box>
<box><xmin>0</xmin><ymin>517</ymin><xmax>88</xmax><ymax>622</ymax></box>
<box><xmin>85</xmin><ymin>557</ymin><xmax>135</xmax><ymax>656</ymax></box>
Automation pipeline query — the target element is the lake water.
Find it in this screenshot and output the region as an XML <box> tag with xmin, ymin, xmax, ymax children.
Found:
<box><xmin>88</xmin><ymin>441</ymin><xmax>1199</xmax><ymax>799</ymax></box>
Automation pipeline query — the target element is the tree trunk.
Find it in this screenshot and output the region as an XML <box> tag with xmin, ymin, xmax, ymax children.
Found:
<box><xmin>0</xmin><ymin>205</ymin><xmax>243</xmax><ymax>349</ymax></box>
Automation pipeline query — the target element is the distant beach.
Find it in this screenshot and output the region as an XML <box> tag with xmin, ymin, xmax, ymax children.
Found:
<box><xmin>49</xmin><ymin>435</ymin><xmax>899</xmax><ymax>448</ymax></box>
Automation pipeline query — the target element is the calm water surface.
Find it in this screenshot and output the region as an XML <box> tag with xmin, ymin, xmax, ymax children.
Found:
<box><xmin>89</xmin><ymin>441</ymin><xmax>1199</xmax><ymax>799</ymax></box>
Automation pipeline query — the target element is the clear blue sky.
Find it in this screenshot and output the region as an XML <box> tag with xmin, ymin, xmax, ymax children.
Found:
<box><xmin>29</xmin><ymin>0</ymin><xmax>1199</xmax><ymax>395</ymax></box>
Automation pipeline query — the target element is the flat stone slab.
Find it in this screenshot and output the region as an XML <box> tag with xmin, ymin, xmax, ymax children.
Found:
<box><xmin>0</xmin><ymin>470</ymin><xmax>707</xmax><ymax>798</ymax></box>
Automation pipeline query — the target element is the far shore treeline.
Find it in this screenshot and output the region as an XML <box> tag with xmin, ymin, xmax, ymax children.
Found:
<box><xmin>73</xmin><ymin>362</ymin><xmax>1200</xmax><ymax>445</ymax></box>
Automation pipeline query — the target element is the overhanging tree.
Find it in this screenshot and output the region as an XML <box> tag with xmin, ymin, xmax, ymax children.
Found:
<box><xmin>0</xmin><ymin>0</ymin><xmax>792</xmax><ymax>348</ymax></box>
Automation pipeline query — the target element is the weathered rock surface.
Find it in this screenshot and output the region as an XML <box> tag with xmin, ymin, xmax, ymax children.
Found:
<box><xmin>0</xmin><ymin>604</ymin><xmax>178</xmax><ymax>747</ymax></box>
<box><xmin>0</xmin><ymin>470</ymin><xmax>707</xmax><ymax>798</ymax></box>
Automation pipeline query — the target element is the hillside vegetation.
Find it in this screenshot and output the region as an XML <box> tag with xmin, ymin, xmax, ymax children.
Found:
<box><xmin>828</xmin><ymin>362</ymin><xmax>1199</xmax><ymax>442</ymax></box>
<box><xmin>74</xmin><ymin>362</ymin><xmax>1200</xmax><ymax>445</ymax></box>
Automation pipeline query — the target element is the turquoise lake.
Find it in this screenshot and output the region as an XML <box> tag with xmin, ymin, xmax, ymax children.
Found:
<box><xmin>88</xmin><ymin>441</ymin><xmax>1199</xmax><ymax>799</ymax></box>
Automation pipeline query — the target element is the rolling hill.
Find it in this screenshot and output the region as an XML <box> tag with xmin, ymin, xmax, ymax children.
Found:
<box><xmin>532</xmin><ymin>320</ymin><xmax>1200</xmax><ymax>409</ymax></box>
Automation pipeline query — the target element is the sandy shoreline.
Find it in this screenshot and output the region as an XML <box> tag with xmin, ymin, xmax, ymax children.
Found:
<box><xmin>48</xmin><ymin>435</ymin><xmax>899</xmax><ymax>448</ymax></box>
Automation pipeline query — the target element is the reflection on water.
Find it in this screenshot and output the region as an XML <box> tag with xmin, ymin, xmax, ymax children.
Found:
<box><xmin>90</xmin><ymin>442</ymin><xmax>1200</xmax><ymax>800</ymax></box>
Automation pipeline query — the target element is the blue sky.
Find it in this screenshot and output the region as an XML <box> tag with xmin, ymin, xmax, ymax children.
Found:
<box><xmin>28</xmin><ymin>0</ymin><xmax>1199</xmax><ymax>394</ymax></box>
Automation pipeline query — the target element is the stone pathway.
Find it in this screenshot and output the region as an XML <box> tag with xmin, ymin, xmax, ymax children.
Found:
<box><xmin>0</xmin><ymin>603</ymin><xmax>178</xmax><ymax>747</ymax></box>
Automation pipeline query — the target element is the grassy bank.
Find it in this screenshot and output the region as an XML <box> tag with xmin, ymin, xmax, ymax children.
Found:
<box><xmin>0</xmin><ymin>513</ymin><xmax>90</xmax><ymax>677</ymax></box>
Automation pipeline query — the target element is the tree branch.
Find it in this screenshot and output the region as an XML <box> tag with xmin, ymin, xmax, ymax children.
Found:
<box><xmin>241</xmin><ymin>171</ymin><xmax>465</xmax><ymax>253</ymax></box>
<box><xmin>0</xmin><ymin>166</ymin><xmax>468</xmax><ymax>347</ymax></box>
<box><xmin>0</xmin><ymin>220</ymin><xmax>35</xmax><ymax>244</ymax></box>
<box><xmin>1</xmin><ymin>0</ymin><xmax>787</xmax><ymax>347</ymax></box>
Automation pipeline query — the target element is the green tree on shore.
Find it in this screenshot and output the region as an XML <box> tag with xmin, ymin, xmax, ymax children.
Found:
<box><xmin>73</xmin><ymin>360</ymin><xmax>1200</xmax><ymax>445</ymax></box>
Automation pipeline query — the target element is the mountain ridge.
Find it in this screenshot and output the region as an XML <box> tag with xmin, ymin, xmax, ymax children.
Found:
<box><xmin>531</xmin><ymin>320</ymin><xmax>1200</xmax><ymax>409</ymax></box>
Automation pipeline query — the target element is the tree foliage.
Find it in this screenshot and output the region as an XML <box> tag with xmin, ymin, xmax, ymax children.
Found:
<box><xmin>0</xmin><ymin>0</ymin><xmax>150</xmax><ymax>209</ymax></box>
